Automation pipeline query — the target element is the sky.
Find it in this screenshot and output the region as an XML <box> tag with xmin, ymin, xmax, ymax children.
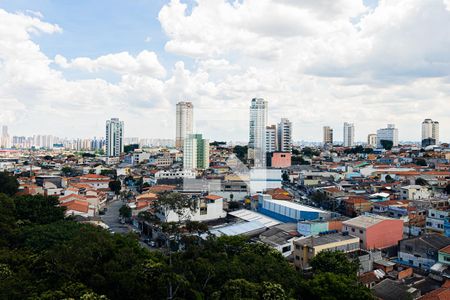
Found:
<box><xmin>0</xmin><ymin>0</ymin><xmax>450</xmax><ymax>143</ymax></box>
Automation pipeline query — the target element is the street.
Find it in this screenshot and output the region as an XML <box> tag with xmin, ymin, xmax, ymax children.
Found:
<box><xmin>101</xmin><ymin>198</ymin><xmax>131</xmax><ymax>234</ymax></box>
<box><xmin>101</xmin><ymin>198</ymin><xmax>155</xmax><ymax>250</ymax></box>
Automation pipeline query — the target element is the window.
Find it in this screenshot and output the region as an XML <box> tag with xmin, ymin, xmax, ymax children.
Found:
<box><xmin>444</xmin><ymin>257</ymin><xmax>450</xmax><ymax>262</ymax></box>
<box><xmin>405</xmin><ymin>245</ymin><xmax>413</xmax><ymax>252</ymax></box>
<box><xmin>351</xmin><ymin>228</ymin><xmax>355</xmax><ymax>232</ymax></box>
<box><xmin>282</xmin><ymin>246</ymin><xmax>291</xmax><ymax>253</ymax></box>
<box><xmin>295</xmin><ymin>245</ymin><xmax>300</xmax><ymax>250</ymax></box>
<box><xmin>295</xmin><ymin>256</ymin><xmax>300</xmax><ymax>261</ymax></box>
<box><xmin>359</xmin><ymin>230</ymin><xmax>363</xmax><ymax>234</ymax></box>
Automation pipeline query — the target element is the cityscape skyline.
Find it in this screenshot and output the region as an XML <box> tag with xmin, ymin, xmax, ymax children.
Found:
<box><xmin>1</xmin><ymin>1</ymin><xmax>450</xmax><ymax>142</ymax></box>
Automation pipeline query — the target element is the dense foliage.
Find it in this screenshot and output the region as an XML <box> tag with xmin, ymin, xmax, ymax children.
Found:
<box><xmin>232</xmin><ymin>145</ymin><xmax>248</xmax><ymax>161</ymax></box>
<box><xmin>0</xmin><ymin>177</ymin><xmax>373</xmax><ymax>299</ymax></box>
<box><xmin>124</xmin><ymin>144</ymin><xmax>139</xmax><ymax>153</ymax></box>
<box><xmin>0</xmin><ymin>172</ymin><xmax>19</xmax><ymax>196</ymax></box>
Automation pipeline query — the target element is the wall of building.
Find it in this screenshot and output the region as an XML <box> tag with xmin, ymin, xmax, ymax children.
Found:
<box><xmin>366</xmin><ymin>220</ymin><xmax>403</xmax><ymax>250</ymax></box>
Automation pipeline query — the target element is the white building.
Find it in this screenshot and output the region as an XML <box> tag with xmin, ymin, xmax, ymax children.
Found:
<box><xmin>399</xmin><ymin>185</ymin><xmax>431</xmax><ymax>200</ymax></box>
<box><xmin>249</xmin><ymin>169</ymin><xmax>282</xmax><ymax>194</ymax></box>
<box><xmin>161</xmin><ymin>194</ymin><xmax>227</xmax><ymax>223</ymax></box>
<box><xmin>248</xmin><ymin>98</ymin><xmax>268</xmax><ymax>168</ymax></box>
<box><xmin>183</xmin><ymin>134</ymin><xmax>209</xmax><ymax>170</ymax></box>
<box><xmin>367</xmin><ymin>134</ymin><xmax>377</xmax><ymax>147</ymax></box>
<box><xmin>343</xmin><ymin>122</ymin><xmax>355</xmax><ymax>147</ymax></box>
<box><xmin>376</xmin><ymin>124</ymin><xmax>398</xmax><ymax>148</ymax></box>
<box><xmin>277</xmin><ymin>118</ymin><xmax>292</xmax><ymax>152</ymax></box>
<box><xmin>425</xmin><ymin>209</ymin><xmax>448</xmax><ymax>233</ymax></box>
<box><xmin>1</xmin><ymin>125</ymin><xmax>10</xmax><ymax>148</ymax></box>
<box><xmin>265</xmin><ymin>125</ymin><xmax>277</xmax><ymax>153</ymax></box>
<box><xmin>175</xmin><ymin>101</ymin><xmax>194</xmax><ymax>148</ymax></box>
<box><xmin>323</xmin><ymin>126</ymin><xmax>333</xmax><ymax>145</ymax></box>
<box><xmin>422</xmin><ymin>119</ymin><xmax>439</xmax><ymax>146</ymax></box>
<box><xmin>105</xmin><ymin>118</ymin><xmax>124</xmax><ymax>157</ymax></box>
<box><xmin>154</xmin><ymin>169</ymin><xmax>196</xmax><ymax>180</ymax></box>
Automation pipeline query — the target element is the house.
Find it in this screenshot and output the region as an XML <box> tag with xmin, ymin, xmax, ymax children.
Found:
<box><xmin>161</xmin><ymin>194</ymin><xmax>227</xmax><ymax>223</ymax></box>
<box><xmin>438</xmin><ymin>245</ymin><xmax>450</xmax><ymax>266</ymax></box>
<box><xmin>372</xmin><ymin>279</ymin><xmax>420</xmax><ymax>300</ymax></box>
<box><xmin>426</xmin><ymin>209</ymin><xmax>449</xmax><ymax>233</ymax></box>
<box><xmin>61</xmin><ymin>200</ymin><xmax>95</xmax><ymax>218</ymax></box>
<box><xmin>418</xmin><ymin>280</ymin><xmax>450</xmax><ymax>300</ymax></box>
<box><xmin>397</xmin><ymin>234</ymin><xmax>450</xmax><ymax>270</ymax></box>
<box><xmin>293</xmin><ymin>232</ymin><xmax>360</xmax><ymax>270</ymax></box>
<box><xmin>342</xmin><ymin>196</ymin><xmax>372</xmax><ymax>217</ymax></box>
<box><xmin>342</xmin><ymin>214</ymin><xmax>404</xmax><ymax>250</ymax></box>
<box><xmin>400</xmin><ymin>185</ymin><xmax>432</xmax><ymax>200</ymax></box>
<box><xmin>297</xmin><ymin>219</ymin><xmax>343</xmax><ymax>236</ymax></box>
<box><xmin>259</xmin><ymin>223</ymin><xmax>299</xmax><ymax>257</ymax></box>
<box><xmin>77</xmin><ymin>174</ymin><xmax>111</xmax><ymax>189</ymax></box>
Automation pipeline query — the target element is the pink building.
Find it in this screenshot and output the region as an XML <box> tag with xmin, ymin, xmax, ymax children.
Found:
<box><xmin>271</xmin><ymin>152</ymin><xmax>291</xmax><ymax>168</ymax></box>
<box><xmin>342</xmin><ymin>215</ymin><xmax>403</xmax><ymax>250</ymax></box>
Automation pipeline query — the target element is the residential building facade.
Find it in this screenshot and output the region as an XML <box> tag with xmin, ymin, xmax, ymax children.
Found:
<box><xmin>343</xmin><ymin>122</ymin><xmax>355</xmax><ymax>147</ymax></box>
<box><xmin>248</xmin><ymin>98</ymin><xmax>268</xmax><ymax>168</ymax></box>
<box><xmin>277</xmin><ymin>118</ymin><xmax>292</xmax><ymax>152</ymax></box>
<box><xmin>105</xmin><ymin>118</ymin><xmax>124</xmax><ymax>157</ymax></box>
<box><xmin>175</xmin><ymin>101</ymin><xmax>194</xmax><ymax>148</ymax></box>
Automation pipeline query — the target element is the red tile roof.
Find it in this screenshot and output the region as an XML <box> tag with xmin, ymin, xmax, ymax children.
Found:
<box><xmin>61</xmin><ymin>200</ymin><xmax>89</xmax><ymax>213</ymax></box>
<box><xmin>205</xmin><ymin>194</ymin><xmax>223</xmax><ymax>201</ymax></box>
<box><xmin>440</xmin><ymin>245</ymin><xmax>450</xmax><ymax>255</ymax></box>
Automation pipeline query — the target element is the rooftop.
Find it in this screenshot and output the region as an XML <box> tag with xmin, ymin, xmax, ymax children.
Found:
<box><xmin>264</xmin><ymin>199</ymin><xmax>327</xmax><ymax>213</ymax></box>
<box><xmin>294</xmin><ymin>232</ymin><xmax>359</xmax><ymax>248</ymax></box>
<box><xmin>343</xmin><ymin>214</ymin><xmax>398</xmax><ymax>229</ymax></box>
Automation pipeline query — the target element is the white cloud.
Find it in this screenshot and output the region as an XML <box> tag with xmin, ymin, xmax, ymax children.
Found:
<box><xmin>1</xmin><ymin>2</ymin><xmax>450</xmax><ymax>142</ymax></box>
<box><xmin>55</xmin><ymin>50</ymin><xmax>166</xmax><ymax>78</ymax></box>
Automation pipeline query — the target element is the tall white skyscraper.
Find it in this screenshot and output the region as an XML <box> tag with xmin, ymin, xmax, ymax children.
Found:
<box><xmin>175</xmin><ymin>101</ymin><xmax>194</xmax><ymax>148</ymax></box>
<box><xmin>323</xmin><ymin>126</ymin><xmax>333</xmax><ymax>145</ymax></box>
<box><xmin>1</xmin><ymin>126</ymin><xmax>10</xmax><ymax>149</ymax></box>
<box><xmin>106</xmin><ymin>118</ymin><xmax>124</xmax><ymax>157</ymax></box>
<box><xmin>422</xmin><ymin>119</ymin><xmax>439</xmax><ymax>146</ymax></box>
<box><xmin>266</xmin><ymin>125</ymin><xmax>277</xmax><ymax>153</ymax></box>
<box><xmin>343</xmin><ymin>122</ymin><xmax>355</xmax><ymax>147</ymax></box>
<box><xmin>248</xmin><ymin>98</ymin><xmax>268</xmax><ymax>168</ymax></box>
<box><xmin>377</xmin><ymin>124</ymin><xmax>398</xmax><ymax>148</ymax></box>
<box><xmin>277</xmin><ymin>118</ymin><xmax>292</xmax><ymax>152</ymax></box>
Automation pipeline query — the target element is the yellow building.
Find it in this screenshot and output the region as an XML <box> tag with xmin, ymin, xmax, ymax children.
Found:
<box><xmin>293</xmin><ymin>232</ymin><xmax>360</xmax><ymax>270</ymax></box>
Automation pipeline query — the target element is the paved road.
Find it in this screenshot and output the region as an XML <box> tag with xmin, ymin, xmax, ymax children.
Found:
<box><xmin>101</xmin><ymin>198</ymin><xmax>131</xmax><ymax>234</ymax></box>
<box><xmin>101</xmin><ymin>198</ymin><xmax>155</xmax><ymax>251</ymax></box>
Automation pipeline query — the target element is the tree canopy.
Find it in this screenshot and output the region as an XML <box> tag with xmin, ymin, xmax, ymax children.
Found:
<box><xmin>0</xmin><ymin>172</ymin><xmax>19</xmax><ymax>196</ymax></box>
<box><xmin>0</xmin><ymin>192</ymin><xmax>374</xmax><ymax>300</ymax></box>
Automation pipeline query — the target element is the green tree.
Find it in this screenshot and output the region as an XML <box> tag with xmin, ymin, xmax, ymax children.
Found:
<box><xmin>218</xmin><ymin>279</ymin><xmax>260</xmax><ymax>300</ymax></box>
<box><xmin>380</xmin><ymin>140</ymin><xmax>393</xmax><ymax>150</ymax></box>
<box><xmin>108</xmin><ymin>180</ymin><xmax>121</xmax><ymax>195</ymax></box>
<box><xmin>233</xmin><ymin>145</ymin><xmax>248</xmax><ymax>161</ymax></box>
<box><xmin>385</xmin><ymin>174</ymin><xmax>395</xmax><ymax>183</ymax></box>
<box><xmin>0</xmin><ymin>194</ymin><xmax>16</xmax><ymax>246</ymax></box>
<box><xmin>415</xmin><ymin>177</ymin><xmax>428</xmax><ymax>186</ymax></box>
<box><xmin>61</xmin><ymin>166</ymin><xmax>74</xmax><ymax>176</ymax></box>
<box><xmin>0</xmin><ymin>172</ymin><xmax>19</xmax><ymax>196</ymax></box>
<box><xmin>14</xmin><ymin>195</ymin><xmax>66</xmax><ymax>224</ymax></box>
<box><xmin>311</xmin><ymin>191</ymin><xmax>327</xmax><ymax>207</ymax></box>
<box><xmin>310</xmin><ymin>251</ymin><xmax>359</xmax><ymax>278</ymax></box>
<box><xmin>119</xmin><ymin>205</ymin><xmax>131</xmax><ymax>219</ymax></box>
<box><xmin>445</xmin><ymin>183</ymin><xmax>450</xmax><ymax>194</ymax></box>
<box><xmin>415</xmin><ymin>158</ymin><xmax>427</xmax><ymax>166</ymax></box>
<box><xmin>124</xmin><ymin>144</ymin><xmax>139</xmax><ymax>153</ymax></box>
<box><xmin>100</xmin><ymin>169</ymin><xmax>117</xmax><ymax>179</ymax></box>
<box><xmin>299</xmin><ymin>272</ymin><xmax>373</xmax><ymax>300</ymax></box>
